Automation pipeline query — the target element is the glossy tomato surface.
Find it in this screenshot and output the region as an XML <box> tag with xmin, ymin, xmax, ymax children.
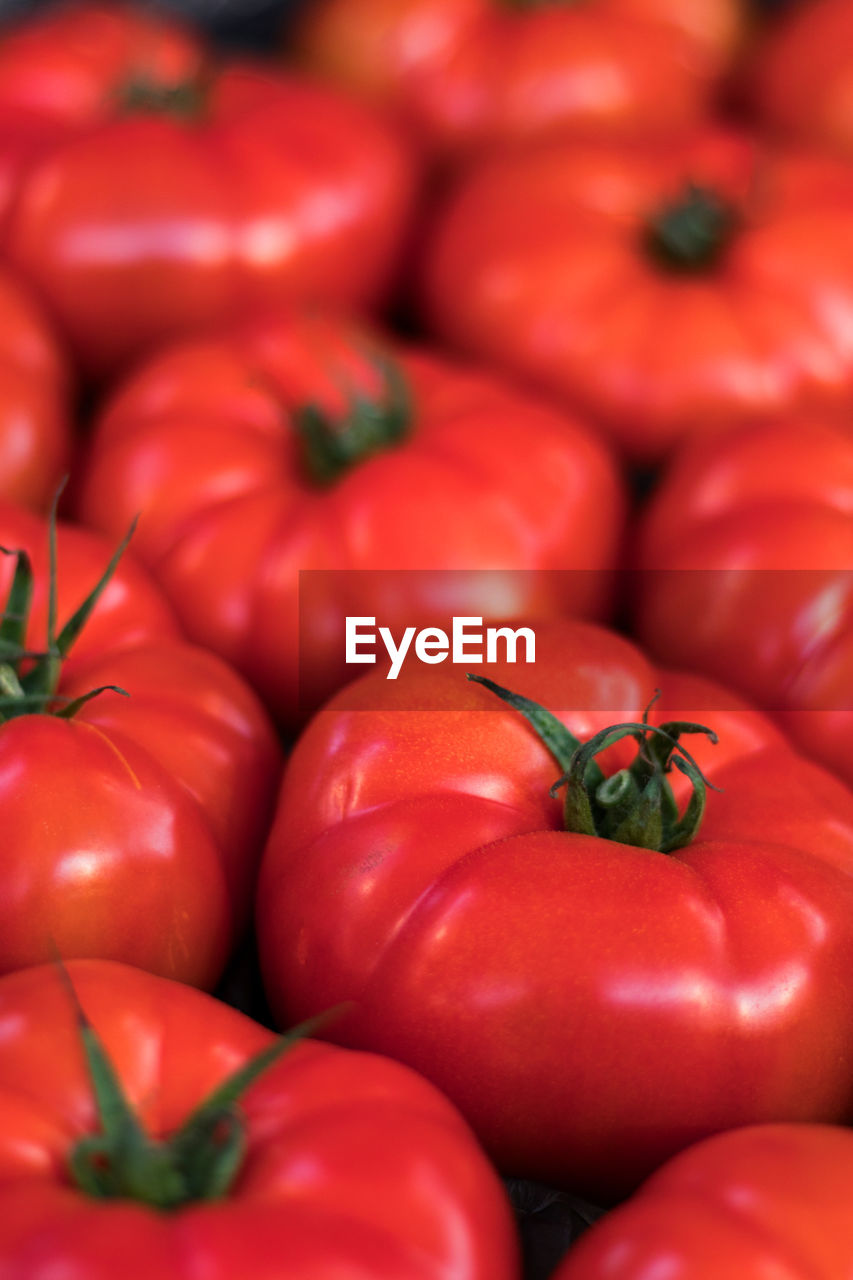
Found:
<box><xmin>0</xmin><ymin>2</ymin><xmax>203</xmax><ymax>220</ymax></box>
<box><xmin>635</xmin><ymin>415</ymin><xmax>853</xmax><ymax>791</ymax></box>
<box><xmin>0</xmin><ymin>267</ymin><xmax>71</xmax><ymax>510</ymax></box>
<box><xmin>0</xmin><ymin>960</ymin><xmax>519</xmax><ymax>1280</ymax></box>
<box><xmin>752</xmin><ymin>0</ymin><xmax>853</xmax><ymax>159</ymax></box>
<box><xmin>296</xmin><ymin>0</ymin><xmax>744</xmax><ymax>159</ymax></box>
<box><xmin>0</xmin><ymin>7</ymin><xmax>417</xmax><ymax>376</ymax></box>
<box><xmin>0</xmin><ymin>503</ymin><xmax>281</xmax><ymax>987</ymax></box>
<box><xmin>554</xmin><ymin>1123</ymin><xmax>853</xmax><ymax>1278</ymax></box>
<box><xmin>423</xmin><ymin>129</ymin><xmax>853</xmax><ymax>462</ymax></box>
<box><xmin>74</xmin><ymin>311</ymin><xmax>625</xmax><ymax>723</ymax></box>
<box><xmin>257</xmin><ymin>617</ymin><xmax>853</xmax><ymax>1199</ymax></box>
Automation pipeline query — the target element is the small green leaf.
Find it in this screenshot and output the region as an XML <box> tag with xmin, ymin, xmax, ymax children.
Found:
<box><xmin>55</xmin><ymin>685</ymin><xmax>129</xmax><ymax>720</ymax></box>
<box><xmin>468</xmin><ymin>674</ymin><xmax>583</xmax><ymax>773</ymax></box>
<box><xmin>0</xmin><ymin>545</ymin><xmax>33</xmax><ymax>652</ymax></box>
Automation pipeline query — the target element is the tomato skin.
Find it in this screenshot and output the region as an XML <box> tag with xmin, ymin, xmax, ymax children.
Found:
<box><xmin>753</xmin><ymin>0</ymin><xmax>853</xmax><ymax>160</ymax></box>
<box><xmin>0</xmin><ymin>503</ymin><xmax>281</xmax><ymax>986</ymax></box>
<box><xmin>74</xmin><ymin>311</ymin><xmax>625</xmax><ymax>724</ymax></box>
<box><xmin>0</xmin><ymin>960</ymin><xmax>519</xmax><ymax>1280</ymax></box>
<box><xmin>0</xmin><ymin>25</ymin><xmax>417</xmax><ymax>377</ymax></box>
<box><xmin>635</xmin><ymin>416</ymin><xmax>853</xmax><ymax>791</ymax></box>
<box><xmin>423</xmin><ymin>129</ymin><xmax>853</xmax><ymax>462</ymax></box>
<box><xmin>0</xmin><ymin>3</ymin><xmax>202</xmax><ymax>129</ymax></box>
<box><xmin>257</xmin><ymin>618</ymin><xmax>853</xmax><ymax>1199</ymax></box>
<box><xmin>296</xmin><ymin>0</ymin><xmax>744</xmax><ymax>159</ymax></box>
<box><xmin>0</xmin><ymin>715</ymin><xmax>231</xmax><ymax>988</ymax></box>
<box><xmin>0</xmin><ymin>268</ymin><xmax>71</xmax><ymax>511</ymax></box>
<box><xmin>554</xmin><ymin>1123</ymin><xmax>853</xmax><ymax>1278</ymax></box>
<box><xmin>0</xmin><ymin>3</ymin><xmax>204</xmax><ymax>228</ymax></box>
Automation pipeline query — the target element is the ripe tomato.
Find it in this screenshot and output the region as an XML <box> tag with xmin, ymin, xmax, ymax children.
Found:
<box><xmin>296</xmin><ymin>0</ymin><xmax>745</xmax><ymax>160</ymax></box>
<box><xmin>0</xmin><ymin>502</ymin><xmax>281</xmax><ymax>987</ymax></box>
<box><xmin>423</xmin><ymin>128</ymin><xmax>853</xmax><ymax>462</ymax></box>
<box><xmin>634</xmin><ymin>415</ymin><xmax>853</xmax><ymax>792</ymax></box>
<box><xmin>73</xmin><ymin>310</ymin><xmax>625</xmax><ymax>723</ymax></box>
<box><xmin>257</xmin><ymin>617</ymin><xmax>853</xmax><ymax>1199</ymax></box>
<box><xmin>752</xmin><ymin>0</ymin><xmax>853</xmax><ymax>159</ymax></box>
<box><xmin>0</xmin><ymin>8</ymin><xmax>417</xmax><ymax>377</ymax></box>
<box><xmin>0</xmin><ymin>268</ymin><xmax>70</xmax><ymax>510</ymax></box>
<box><xmin>0</xmin><ymin>960</ymin><xmax>519</xmax><ymax>1279</ymax></box>
<box><xmin>554</xmin><ymin>1123</ymin><xmax>853</xmax><ymax>1278</ymax></box>
<box><xmin>0</xmin><ymin>2</ymin><xmax>204</xmax><ymax>226</ymax></box>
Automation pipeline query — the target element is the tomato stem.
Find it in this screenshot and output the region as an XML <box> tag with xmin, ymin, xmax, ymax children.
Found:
<box><xmin>468</xmin><ymin>676</ymin><xmax>719</xmax><ymax>852</ymax></box>
<box><xmin>115</xmin><ymin>76</ymin><xmax>206</xmax><ymax>121</ymax></box>
<box><xmin>0</xmin><ymin>498</ymin><xmax>138</xmax><ymax>722</ymax></box>
<box><xmin>61</xmin><ymin>963</ymin><xmax>339</xmax><ymax>1210</ymax></box>
<box><xmin>645</xmin><ymin>182</ymin><xmax>736</xmax><ymax>272</ymax></box>
<box><xmin>295</xmin><ymin>353</ymin><xmax>411</xmax><ymax>486</ymax></box>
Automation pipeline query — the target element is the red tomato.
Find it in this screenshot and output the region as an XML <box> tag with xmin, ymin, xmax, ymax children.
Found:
<box><xmin>752</xmin><ymin>0</ymin><xmax>853</xmax><ymax>159</ymax></box>
<box><xmin>554</xmin><ymin>1123</ymin><xmax>853</xmax><ymax>1278</ymax></box>
<box><xmin>0</xmin><ymin>2</ymin><xmax>204</xmax><ymax>226</ymax></box>
<box><xmin>423</xmin><ymin>128</ymin><xmax>853</xmax><ymax>462</ymax></box>
<box><xmin>296</xmin><ymin>0</ymin><xmax>745</xmax><ymax>160</ymax></box>
<box><xmin>0</xmin><ymin>503</ymin><xmax>281</xmax><ymax>986</ymax></box>
<box><xmin>257</xmin><ymin>617</ymin><xmax>853</xmax><ymax>1199</ymax></box>
<box><xmin>634</xmin><ymin>415</ymin><xmax>853</xmax><ymax>792</ymax></box>
<box><xmin>0</xmin><ymin>10</ymin><xmax>417</xmax><ymax>377</ymax></box>
<box><xmin>0</xmin><ymin>960</ymin><xmax>519</xmax><ymax>1279</ymax></box>
<box><xmin>73</xmin><ymin>310</ymin><xmax>625</xmax><ymax>723</ymax></box>
<box><xmin>0</xmin><ymin>268</ymin><xmax>71</xmax><ymax>510</ymax></box>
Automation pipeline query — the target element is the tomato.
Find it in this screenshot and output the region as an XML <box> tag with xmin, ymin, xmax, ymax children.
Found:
<box><xmin>0</xmin><ymin>2</ymin><xmax>204</xmax><ymax>227</ymax></box>
<box><xmin>634</xmin><ymin>415</ymin><xmax>853</xmax><ymax>793</ymax></box>
<box><xmin>0</xmin><ymin>502</ymin><xmax>281</xmax><ymax>987</ymax></box>
<box><xmin>752</xmin><ymin>0</ymin><xmax>853</xmax><ymax>159</ymax></box>
<box><xmin>0</xmin><ymin>268</ymin><xmax>71</xmax><ymax>510</ymax></box>
<box><xmin>295</xmin><ymin>0</ymin><xmax>745</xmax><ymax>160</ymax></box>
<box><xmin>554</xmin><ymin>1123</ymin><xmax>853</xmax><ymax>1278</ymax></box>
<box><xmin>73</xmin><ymin>310</ymin><xmax>625</xmax><ymax>723</ymax></box>
<box><xmin>0</xmin><ymin>959</ymin><xmax>518</xmax><ymax>1279</ymax></box>
<box><xmin>422</xmin><ymin>128</ymin><xmax>853</xmax><ymax>462</ymax></box>
<box><xmin>257</xmin><ymin>616</ymin><xmax>853</xmax><ymax>1200</ymax></box>
<box><xmin>0</xmin><ymin>10</ymin><xmax>417</xmax><ymax>378</ymax></box>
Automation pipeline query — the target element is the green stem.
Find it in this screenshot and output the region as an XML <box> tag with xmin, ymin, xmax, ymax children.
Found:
<box><xmin>469</xmin><ymin>677</ymin><xmax>719</xmax><ymax>853</ymax></box>
<box><xmin>60</xmin><ymin>962</ymin><xmax>342</xmax><ymax>1210</ymax></box>
<box><xmin>296</xmin><ymin>354</ymin><xmax>411</xmax><ymax>487</ymax></box>
<box><xmin>645</xmin><ymin>183</ymin><xmax>737</xmax><ymax>272</ymax></box>
<box><xmin>0</xmin><ymin>496</ymin><xmax>138</xmax><ymax>723</ymax></box>
<box><xmin>115</xmin><ymin>77</ymin><xmax>206</xmax><ymax>121</ymax></box>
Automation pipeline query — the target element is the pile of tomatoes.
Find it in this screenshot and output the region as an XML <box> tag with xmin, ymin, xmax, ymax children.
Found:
<box><xmin>0</xmin><ymin>1</ymin><xmax>851</xmax><ymax>1276</ymax></box>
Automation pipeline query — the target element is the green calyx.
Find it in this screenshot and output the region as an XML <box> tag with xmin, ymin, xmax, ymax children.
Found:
<box><xmin>468</xmin><ymin>676</ymin><xmax>719</xmax><ymax>853</ymax></box>
<box><xmin>62</xmin><ymin>967</ymin><xmax>334</xmax><ymax>1211</ymax></box>
<box><xmin>0</xmin><ymin>493</ymin><xmax>133</xmax><ymax>723</ymax></box>
<box><xmin>296</xmin><ymin>353</ymin><xmax>411</xmax><ymax>487</ymax></box>
<box><xmin>645</xmin><ymin>182</ymin><xmax>737</xmax><ymax>272</ymax></box>
<box><xmin>115</xmin><ymin>76</ymin><xmax>206</xmax><ymax>121</ymax></box>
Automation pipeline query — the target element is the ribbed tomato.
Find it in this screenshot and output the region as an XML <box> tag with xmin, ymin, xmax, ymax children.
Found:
<box><xmin>296</xmin><ymin>0</ymin><xmax>745</xmax><ymax>159</ymax></box>
<box><xmin>423</xmin><ymin>128</ymin><xmax>853</xmax><ymax>462</ymax></box>
<box><xmin>635</xmin><ymin>414</ymin><xmax>853</xmax><ymax>792</ymax></box>
<box><xmin>73</xmin><ymin>311</ymin><xmax>624</xmax><ymax>723</ymax></box>
<box><xmin>0</xmin><ymin>2</ymin><xmax>204</xmax><ymax>225</ymax></box>
<box><xmin>257</xmin><ymin>617</ymin><xmax>853</xmax><ymax>1199</ymax></box>
<box><xmin>0</xmin><ymin>268</ymin><xmax>70</xmax><ymax>510</ymax></box>
<box><xmin>752</xmin><ymin>0</ymin><xmax>853</xmax><ymax>159</ymax></box>
<box><xmin>554</xmin><ymin>1124</ymin><xmax>853</xmax><ymax>1278</ymax></box>
<box><xmin>0</xmin><ymin>960</ymin><xmax>519</xmax><ymax>1280</ymax></box>
<box><xmin>0</xmin><ymin>502</ymin><xmax>281</xmax><ymax>987</ymax></box>
<box><xmin>0</xmin><ymin>5</ymin><xmax>417</xmax><ymax>376</ymax></box>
